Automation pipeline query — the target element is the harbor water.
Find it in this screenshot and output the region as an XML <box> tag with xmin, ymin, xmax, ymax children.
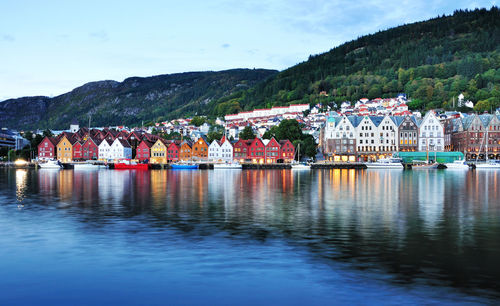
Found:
<box><xmin>0</xmin><ymin>168</ymin><xmax>499</xmax><ymax>305</ymax></box>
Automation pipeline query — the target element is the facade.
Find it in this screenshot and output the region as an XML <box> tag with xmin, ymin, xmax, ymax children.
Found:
<box><xmin>192</xmin><ymin>137</ymin><xmax>208</xmax><ymax>160</ymax></box>
<box><xmin>56</xmin><ymin>134</ymin><xmax>76</xmax><ymax>162</ymax></box>
<box><xmin>208</xmin><ymin>140</ymin><xmax>221</xmax><ymax>161</ymax></box>
<box><xmin>323</xmin><ymin>115</ymin><xmax>357</xmax><ymax>162</ymax></box>
<box><xmin>264</xmin><ymin>137</ymin><xmax>281</xmax><ymax>163</ymax></box>
<box><xmin>418</xmin><ymin>111</ymin><xmax>444</xmax><ymax>152</ymax></box>
<box><xmin>37</xmin><ymin>136</ymin><xmax>58</xmax><ymax>160</ymax></box>
<box><xmin>72</xmin><ymin>141</ymin><xmax>83</xmax><ymax>160</ymax></box>
<box><xmin>179</xmin><ymin>141</ymin><xmax>192</xmax><ymax>161</ymax></box>
<box><xmin>208</xmin><ymin>136</ymin><xmax>233</xmax><ymax>162</ymax></box>
<box><xmin>279</xmin><ymin>140</ymin><xmax>295</xmax><ymax>163</ymax></box>
<box><xmin>110</xmin><ymin>138</ymin><xmax>132</xmax><ymax>160</ymax></box>
<box><xmin>136</xmin><ymin>140</ymin><xmax>154</xmax><ymax>162</ymax></box>
<box><xmin>233</xmin><ymin>139</ymin><xmax>250</xmax><ymax>162</ymax></box>
<box><xmin>398</xmin><ymin>116</ymin><xmax>419</xmax><ymax>152</ymax></box>
<box><xmin>167</xmin><ymin>141</ymin><xmax>180</xmax><ymax>162</ymax></box>
<box><xmin>150</xmin><ymin>139</ymin><xmax>169</xmax><ymax>164</ymax></box>
<box><xmin>82</xmin><ymin>138</ymin><xmax>100</xmax><ymax>160</ymax></box>
<box><xmin>248</xmin><ymin>138</ymin><xmax>266</xmax><ymax>164</ymax></box>
<box><xmin>98</xmin><ymin>139</ymin><xmax>113</xmax><ymax>161</ymax></box>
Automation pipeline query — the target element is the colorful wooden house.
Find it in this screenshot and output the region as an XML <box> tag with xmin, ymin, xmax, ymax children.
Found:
<box><xmin>167</xmin><ymin>141</ymin><xmax>181</xmax><ymax>162</ymax></box>
<box><xmin>179</xmin><ymin>141</ymin><xmax>193</xmax><ymax>161</ymax></box>
<box><xmin>248</xmin><ymin>138</ymin><xmax>265</xmax><ymax>164</ymax></box>
<box><xmin>37</xmin><ymin>136</ymin><xmax>58</xmax><ymax>160</ymax></box>
<box><xmin>233</xmin><ymin>139</ymin><xmax>250</xmax><ymax>162</ymax></box>
<box><xmin>150</xmin><ymin>139</ymin><xmax>169</xmax><ymax>164</ymax></box>
<box><xmin>73</xmin><ymin>141</ymin><xmax>84</xmax><ymax>160</ymax></box>
<box><xmin>82</xmin><ymin>137</ymin><xmax>100</xmax><ymax>160</ymax></box>
<box><xmin>279</xmin><ymin>140</ymin><xmax>295</xmax><ymax>163</ymax></box>
<box><xmin>56</xmin><ymin>133</ymin><xmax>77</xmax><ymax>162</ymax></box>
<box><xmin>192</xmin><ymin>136</ymin><xmax>209</xmax><ymax>160</ymax></box>
<box><xmin>264</xmin><ymin>137</ymin><xmax>281</xmax><ymax>164</ymax></box>
<box><xmin>136</xmin><ymin>139</ymin><xmax>154</xmax><ymax>162</ymax></box>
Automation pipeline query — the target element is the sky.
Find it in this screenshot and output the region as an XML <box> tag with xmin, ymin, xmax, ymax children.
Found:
<box><xmin>0</xmin><ymin>0</ymin><xmax>497</xmax><ymax>100</ymax></box>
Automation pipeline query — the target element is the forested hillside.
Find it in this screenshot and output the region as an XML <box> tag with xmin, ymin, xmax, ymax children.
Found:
<box><xmin>211</xmin><ymin>7</ymin><xmax>500</xmax><ymax>115</ymax></box>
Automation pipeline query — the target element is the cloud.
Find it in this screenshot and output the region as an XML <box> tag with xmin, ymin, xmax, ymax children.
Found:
<box><xmin>221</xmin><ymin>43</ymin><xmax>230</xmax><ymax>48</ymax></box>
<box><xmin>89</xmin><ymin>30</ymin><xmax>109</xmax><ymax>42</ymax></box>
<box><xmin>1</xmin><ymin>34</ymin><xmax>15</xmax><ymax>42</ymax></box>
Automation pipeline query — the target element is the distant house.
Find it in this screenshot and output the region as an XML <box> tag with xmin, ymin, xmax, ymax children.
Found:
<box><xmin>233</xmin><ymin>139</ymin><xmax>250</xmax><ymax>162</ymax></box>
<box><xmin>398</xmin><ymin>116</ymin><xmax>419</xmax><ymax>152</ymax></box>
<box><xmin>248</xmin><ymin>138</ymin><xmax>266</xmax><ymax>164</ymax></box>
<box><xmin>37</xmin><ymin>136</ymin><xmax>58</xmax><ymax>160</ymax></box>
<box><xmin>418</xmin><ymin>111</ymin><xmax>444</xmax><ymax>152</ymax></box>
<box><xmin>98</xmin><ymin>139</ymin><xmax>113</xmax><ymax>161</ymax></box>
<box><xmin>56</xmin><ymin>133</ymin><xmax>77</xmax><ymax>162</ymax></box>
<box><xmin>73</xmin><ymin>141</ymin><xmax>84</xmax><ymax>161</ymax></box>
<box><xmin>208</xmin><ymin>136</ymin><xmax>233</xmax><ymax>162</ymax></box>
<box><xmin>150</xmin><ymin>139</ymin><xmax>169</xmax><ymax>164</ymax></box>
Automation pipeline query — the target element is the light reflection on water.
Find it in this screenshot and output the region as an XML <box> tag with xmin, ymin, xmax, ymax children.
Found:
<box><xmin>1</xmin><ymin>168</ymin><xmax>499</xmax><ymax>304</ymax></box>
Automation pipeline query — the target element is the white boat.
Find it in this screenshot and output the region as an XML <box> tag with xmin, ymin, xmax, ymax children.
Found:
<box><xmin>365</xmin><ymin>158</ymin><xmax>403</xmax><ymax>169</ymax></box>
<box><xmin>444</xmin><ymin>159</ymin><xmax>469</xmax><ymax>170</ymax></box>
<box><xmin>39</xmin><ymin>160</ymin><xmax>63</xmax><ymax>169</ymax></box>
<box><xmin>291</xmin><ymin>143</ymin><xmax>311</xmax><ymax>170</ymax></box>
<box><xmin>411</xmin><ymin>160</ymin><xmax>438</xmax><ymax>170</ymax></box>
<box><xmin>73</xmin><ymin>163</ymin><xmax>107</xmax><ymax>170</ymax></box>
<box><xmin>291</xmin><ymin>162</ymin><xmax>311</xmax><ymax>170</ymax></box>
<box><xmin>213</xmin><ymin>162</ymin><xmax>242</xmax><ymax>169</ymax></box>
<box><xmin>475</xmin><ymin>160</ymin><xmax>500</xmax><ymax>169</ymax></box>
<box><xmin>474</xmin><ymin>129</ymin><xmax>500</xmax><ymax>169</ymax></box>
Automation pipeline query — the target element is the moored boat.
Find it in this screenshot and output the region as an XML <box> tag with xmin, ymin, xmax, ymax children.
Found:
<box><xmin>214</xmin><ymin>162</ymin><xmax>242</xmax><ymax>169</ymax></box>
<box><xmin>291</xmin><ymin>162</ymin><xmax>311</xmax><ymax>170</ymax></box>
<box><xmin>73</xmin><ymin>162</ymin><xmax>107</xmax><ymax>170</ymax></box>
<box><xmin>475</xmin><ymin>160</ymin><xmax>500</xmax><ymax>169</ymax></box>
<box><xmin>365</xmin><ymin>158</ymin><xmax>403</xmax><ymax>169</ymax></box>
<box><xmin>171</xmin><ymin>163</ymin><xmax>198</xmax><ymax>170</ymax></box>
<box><xmin>444</xmin><ymin>159</ymin><xmax>469</xmax><ymax>170</ymax></box>
<box><xmin>411</xmin><ymin>160</ymin><xmax>438</xmax><ymax>170</ymax></box>
<box><xmin>39</xmin><ymin>160</ymin><xmax>63</xmax><ymax>169</ymax></box>
<box><xmin>114</xmin><ymin>159</ymin><xmax>149</xmax><ymax>170</ymax></box>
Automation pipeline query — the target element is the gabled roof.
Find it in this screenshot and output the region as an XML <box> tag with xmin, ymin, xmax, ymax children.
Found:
<box><xmin>461</xmin><ymin>115</ymin><xmax>475</xmax><ymax>130</ymax></box>
<box><xmin>139</xmin><ymin>139</ymin><xmax>154</xmax><ymax>148</ymax></box>
<box><xmin>478</xmin><ymin>114</ymin><xmax>492</xmax><ymax>127</ymax></box>
<box><xmin>348</xmin><ymin>116</ymin><xmax>363</xmax><ymax>127</ymax></box>
<box><xmin>117</xmin><ymin>138</ymin><xmax>131</xmax><ymax>148</ymax></box>
<box><xmin>368</xmin><ymin>116</ymin><xmax>383</xmax><ymax>127</ymax></box>
<box><xmin>390</xmin><ymin>116</ymin><xmax>404</xmax><ymax>127</ymax></box>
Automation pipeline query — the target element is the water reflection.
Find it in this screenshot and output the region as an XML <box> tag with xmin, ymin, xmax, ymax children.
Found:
<box><xmin>13</xmin><ymin>169</ymin><xmax>500</xmax><ymax>296</ymax></box>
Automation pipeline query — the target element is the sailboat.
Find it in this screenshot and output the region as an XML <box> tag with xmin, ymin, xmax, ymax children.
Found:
<box><xmin>411</xmin><ymin>142</ymin><xmax>438</xmax><ymax>169</ymax></box>
<box><xmin>475</xmin><ymin>128</ymin><xmax>500</xmax><ymax>169</ymax></box>
<box><xmin>291</xmin><ymin>143</ymin><xmax>311</xmax><ymax>170</ymax></box>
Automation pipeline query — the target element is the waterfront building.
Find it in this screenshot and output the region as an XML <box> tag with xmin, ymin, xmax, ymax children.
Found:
<box><xmin>150</xmin><ymin>139</ymin><xmax>169</xmax><ymax>164</ymax></box>
<box><xmin>323</xmin><ymin>115</ymin><xmax>357</xmax><ymax>162</ymax></box>
<box><xmin>208</xmin><ymin>139</ymin><xmax>221</xmax><ymax>161</ymax></box>
<box><xmin>98</xmin><ymin>139</ymin><xmax>113</xmax><ymax>161</ymax></box>
<box><xmin>73</xmin><ymin>141</ymin><xmax>84</xmax><ymax>161</ymax></box>
<box><xmin>264</xmin><ymin>137</ymin><xmax>281</xmax><ymax>164</ymax></box>
<box><xmin>167</xmin><ymin>141</ymin><xmax>180</xmax><ymax>162</ymax></box>
<box><xmin>233</xmin><ymin>139</ymin><xmax>250</xmax><ymax>162</ymax></box>
<box><xmin>208</xmin><ymin>137</ymin><xmax>233</xmax><ymax>162</ymax></box>
<box><xmin>418</xmin><ymin>111</ymin><xmax>444</xmax><ymax>152</ymax></box>
<box><xmin>179</xmin><ymin>141</ymin><xmax>193</xmax><ymax>161</ymax></box>
<box><xmin>136</xmin><ymin>139</ymin><xmax>154</xmax><ymax>162</ymax></box>
<box><xmin>110</xmin><ymin>138</ymin><xmax>132</xmax><ymax>160</ymax></box>
<box><xmin>56</xmin><ymin>133</ymin><xmax>77</xmax><ymax>162</ymax></box>
<box><xmin>82</xmin><ymin>137</ymin><xmax>100</xmax><ymax>160</ymax></box>
<box><xmin>398</xmin><ymin>116</ymin><xmax>419</xmax><ymax>152</ymax></box>
<box><xmin>192</xmin><ymin>136</ymin><xmax>209</xmax><ymax>160</ymax></box>
<box><xmin>279</xmin><ymin>140</ymin><xmax>295</xmax><ymax>163</ymax></box>
<box><xmin>248</xmin><ymin>138</ymin><xmax>266</xmax><ymax>164</ymax></box>
<box><xmin>376</xmin><ymin>115</ymin><xmax>399</xmax><ymax>155</ymax></box>
<box><xmin>37</xmin><ymin>136</ymin><xmax>58</xmax><ymax>160</ymax></box>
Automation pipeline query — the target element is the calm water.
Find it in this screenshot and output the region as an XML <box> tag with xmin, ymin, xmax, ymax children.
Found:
<box><xmin>1</xmin><ymin>168</ymin><xmax>499</xmax><ymax>305</ymax></box>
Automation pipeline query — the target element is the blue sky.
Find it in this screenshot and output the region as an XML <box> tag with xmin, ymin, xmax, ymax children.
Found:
<box><xmin>0</xmin><ymin>0</ymin><xmax>497</xmax><ymax>100</ymax></box>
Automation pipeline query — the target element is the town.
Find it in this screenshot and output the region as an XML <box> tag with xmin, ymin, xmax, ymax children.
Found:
<box><xmin>1</xmin><ymin>95</ymin><xmax>499</xmax><ymax>165</ymax></box>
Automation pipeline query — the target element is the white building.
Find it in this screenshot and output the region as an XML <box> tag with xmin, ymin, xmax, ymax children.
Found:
<box><xmin>98</xmin><ymin>139</ymin><xmax>113</xmax><ymax>160</ymax></box>
<box><xmin>208</xmin><ymin>136</ymin><xmax>233</xmax><ymax>162</ymax></box>
<box><xmin>110</xmin><ymin>138</ymin><xmax>132</xmax><ymax>160</ymax></box>
<box><xmin>418</xmin><ymin>111</ymin><xmax>444</xmax><ymax>152</ymax></box>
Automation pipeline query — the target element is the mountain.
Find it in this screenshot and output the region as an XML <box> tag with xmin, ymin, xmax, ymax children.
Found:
<box><xmin>0</xmin><ymin>69</ymin><xmax>277</xmax><ymax>130</ymax></box>
<box><xmin>210</xmin><ymin>7</ymin><xmax>500</xmax><ymax>115</ymax></box>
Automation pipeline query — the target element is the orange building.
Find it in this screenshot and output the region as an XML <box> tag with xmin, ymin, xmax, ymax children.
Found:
<box><xmin>192</xmin><ymin>136</ymin><xmax>209</xmax><ymax>160</ymax></box>
<box><xmin>179</xmin><ymin>141</ymin><xmax>193</xmax><ymax>161</ymax></box>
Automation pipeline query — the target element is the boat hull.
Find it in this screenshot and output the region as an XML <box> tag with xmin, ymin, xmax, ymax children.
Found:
<box><xmin>365</xmin><ymin>164</ymin><xmax>403</xmax><ymax>169</ymax></box>
<box><xmin>114</xmin><ymin>163</ymin><xmax>149</xmax><ymax>170</ymax></box>
<box><xmin>171</xmin><ymin>164</ymin><xmax>198</xmax><ymax>170</ymax></box>
<box><xmin>214</xmin><ymin>164</ymin><xmax>242</xmax><ymax>169</ymax></box>
<box><xmin>475</xmin><ymin>163</ymin><xmax>500</xmax><ymax>169</ymax></box>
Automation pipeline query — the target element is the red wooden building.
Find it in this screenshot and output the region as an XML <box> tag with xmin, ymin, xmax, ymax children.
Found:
<box><xmin>37</xmin><ymin>136</ymin><xmax>58</xmax><ymax>160</ymax></box>
<box><xmin>264</xmin><ymin>137</ymin><xmax>281</xmax><ymax>164</ymax></box>
<box><xmin>72</xmin><ymin>141</ymin><xmax>84</xmax><ymax>160</ymax></box>
<box><xmin>82</xmin><ymin>137</ymin><xmax>100</xmax><ymax>160</ymax></box>
<box><xmin>233</xmin><ymin>139</ymin><xmax>250</xmax><ymax>162</ymax></box>
<box><xmin>248</xmin><ymin>138</ymin><xmax>266</xmax><ymax>164</ymax></box>
<box><xmin>136</xmin><ymin>139</ymin><xmax>154</xmax><ymax>162</ymax></box>
<box><xmin>279</xmin><ymin>140</ymin><xmax>295</xmax><ymax>163</ymax></box>
<box><xmin>167</xmin><ymin>141</ymin><xmax>181</xmax><ymax>162</ymax></box>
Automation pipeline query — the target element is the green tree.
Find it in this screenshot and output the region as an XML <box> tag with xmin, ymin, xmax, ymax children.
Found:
<box><xmin>190</xmin><ymin>116</ymin><xmax>206</xmax><ymax>127</ymax></box>
<box><xmin>239</xmin><ymin>126</ymin><xmax>255</xmax><ymax>140</ymax></box>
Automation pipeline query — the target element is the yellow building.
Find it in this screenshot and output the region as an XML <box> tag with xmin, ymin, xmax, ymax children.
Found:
<box><xmin>56</xmin><ymin>134</ymin><xmax>75</xmax><ymax>162</ymax></box>
<box><xmin>150</xmin><ymin>139</ymin><xmax>169</xmax><ymax>164</ymax></box>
